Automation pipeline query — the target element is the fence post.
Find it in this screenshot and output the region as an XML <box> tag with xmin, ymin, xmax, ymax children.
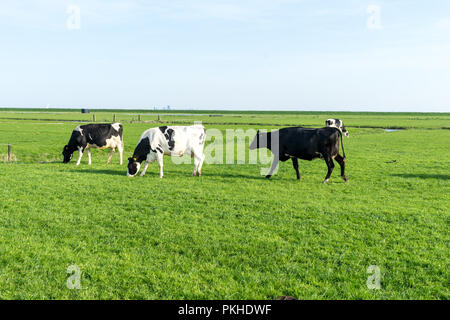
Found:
<box><xmin>8</xmin><ymin>144</ymin><xmax>11</xmax><ymax>162</ymax></box>
<box><xmin>93</xmin><ymin>113</ymin><xmax>96</xmax><ymax>122</ymax></box>
<box><xmin>138</xmin><ymin>114</ymin><xmax>141</xmax><ymax>122</ymax></box>
<box><xmin>113</xmin><ymin>113</ymin><xmax>116</xmax><ymax>122</ymax></box>
<box><xmin>158</xmin><ymin>114</ymin><xmax>161</xmax><ymax>122</ymax></box>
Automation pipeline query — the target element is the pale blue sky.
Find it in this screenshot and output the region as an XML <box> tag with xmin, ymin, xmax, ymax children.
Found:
<box><xmin>0</xmin><ymin>0</ymin><xmax>449</xmax><ymax>111</ymax></box>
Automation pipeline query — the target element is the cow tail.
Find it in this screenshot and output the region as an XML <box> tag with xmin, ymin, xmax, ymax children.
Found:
<box><xmin>340</xmin><ymin>131</ymin><xmax>346</xmax><ymax>160</ymax></box>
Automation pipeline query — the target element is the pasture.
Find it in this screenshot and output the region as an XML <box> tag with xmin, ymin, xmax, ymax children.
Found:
<box><xmin>0</xmin><ymin>109</ymin><xmax>448</xmax><ymax>299</ymax></box>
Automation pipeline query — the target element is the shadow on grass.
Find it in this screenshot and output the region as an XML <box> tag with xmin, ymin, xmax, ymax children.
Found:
<box><xmin>391</xmin><ymin>173</ymin><xmax>450</xmax><ymax>180</ymax></box>
<box><xmin>201</xmin><ymin>171</ymin><xmax>264</xmax><ymax>180</ymax></box>
<box><xmin>67</xmin><ymin>168</ymin><xmax>126</xmax><ymax>176</ymax></box>
<box><xmin>65</xmin><ymin>166</ymin><xmax>332</xmax><ymax>181</ymax></box>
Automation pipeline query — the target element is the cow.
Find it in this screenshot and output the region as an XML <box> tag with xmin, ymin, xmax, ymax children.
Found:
<box><xmin>249</xmin><ymin>120</ymin><xmax>348</xmax><ymax>183</ymax></box>
<box><xmin>127</xmin><ymin>125</ymin><xmax>206</xmax><ymax>178</ymax></box>
<box><xmin>62</xmin><ymin>123</ymin><xmax>124</xmax><ymax>165</ymax></box>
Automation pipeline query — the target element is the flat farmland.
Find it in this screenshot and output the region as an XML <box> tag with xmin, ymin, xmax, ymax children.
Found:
<box><xmin>0</xmin><ymin>110</ymin><xmax>448</xmax><ymax>299</ymax></box>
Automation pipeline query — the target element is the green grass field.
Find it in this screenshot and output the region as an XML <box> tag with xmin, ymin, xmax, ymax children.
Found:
<box><xmin>0</xmin><ymin>109</ymin><xmax>448</xmax><ymax>299</ymax></box>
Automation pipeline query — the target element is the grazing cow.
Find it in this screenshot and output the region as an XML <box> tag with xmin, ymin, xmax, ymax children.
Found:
<box><xmin>127</xmin><ymin>125</ymin><xmax>206</xmax><ymax>178</ymax></box>
<box><xmin>249</xmin><ymin>121</ymin><xmax>348</xmax><ymax>183</ymax></box>
<box><xmin>62</xmin><ymin>123</ymin><xmax>124</xmax><ymax>165</ymax></box>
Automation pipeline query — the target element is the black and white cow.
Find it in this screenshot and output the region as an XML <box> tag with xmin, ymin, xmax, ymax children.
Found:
<box><xmin>326</xmin><ymin>118</ymin><xmax>349</xmax><ymax>137</ymax></box>
<box><xmin>249</xmin><ymin>120</ymin><xmax>348</xmax><ymax>183</ymax></box>
<box><xmin>127</xmin><ymin>125</ymin><xmax>206</xmax><ymax>178</ymax></box>
<box><xmin>62</xmin><ymin>123</ymin><xmax>124</xmax><ymax>165</ymax></box>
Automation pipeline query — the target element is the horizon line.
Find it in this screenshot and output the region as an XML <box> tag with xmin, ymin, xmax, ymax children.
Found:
<box><xmin>1</xmin><ymin>106</ymin><xmax>449</xmax><ymax>114</ymax></box>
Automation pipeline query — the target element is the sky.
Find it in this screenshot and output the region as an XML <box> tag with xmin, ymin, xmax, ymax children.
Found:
<box><xmin>0</xmin><ymin>0</ymin><xmax>449</xmax><ymax>112</ymax></box>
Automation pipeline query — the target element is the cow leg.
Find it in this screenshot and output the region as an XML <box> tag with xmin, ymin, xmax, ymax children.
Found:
<box><xmin>292</xmin><ymin>158</ymin><xmax>300</xmax><ymax>180</ymax></box>
<box><xmin>192</xmin><ymin>155</ymin><xmax>200</xmax><ymax>176</ymax></box>
<box><xmin>140</xmin><ymin>161</ymin><xmax>150</xmax><ymax>177</ymax></box>
<box><xmin>265</xmin><ymin>156</ymin><xmax>279</xmax><ymax>179</ymax></box>
<box><xmin>193</xmin><ymin>153</ymin><xmax>205</xmax><ymax>177</ymax></box>
<box><xmin>157</xmin><ymin>153</ymin><xmax>164</xmax><ymax>178</ymax></box>
<box><xmin>86</xmin><ymin>149</ymin><xmax>92</xmax><ymax>165</ymax></box>
<box><xmin>76</xmin><ymin>147</ymin><xmax>84</xmax><ymax>166</ymax></box>
<box><xmin>334</xmin><ymin>154</ymin><xmax>348</xmax><ymax>182</ymax></box>
<box><xmin>323</xmin><ymin>156</ymin><xmax>335</xmax><ymax>184</ymax></box>
<box><xmin>197</xmin><ymin>154</ymin><xmax>205</xmax><ymax>176</ymax></box>
<box><xmin>106</xmin><ymin>148</ymin><xmax>114</xmax><ymax>164</ymax></box>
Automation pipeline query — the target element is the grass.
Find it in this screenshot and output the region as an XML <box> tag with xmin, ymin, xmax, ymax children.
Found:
<box><xmin>0</xmin><ymin>110</ymin><xmax>448</xmax><ymax>299</ymax></box>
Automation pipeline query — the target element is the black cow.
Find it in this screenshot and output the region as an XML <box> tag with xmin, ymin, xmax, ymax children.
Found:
<box><xmin>62</xmin><ymin>123</ymin><xmax>124</xmax><ymax>165</ymax></box>
<box><xmin>249</xmin><ymin>124</ymin><xmax>348</xmax><ymax>183</ymax></box>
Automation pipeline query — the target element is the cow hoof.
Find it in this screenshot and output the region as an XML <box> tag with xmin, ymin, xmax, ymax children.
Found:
<box><xmin>265</xmin><ymin>175</ymin><xmax>272</xmax><ymax>179</ymax></box>
<box><xmin>323</xmin><ymin>179</ymin><xmax>329</xmax><ymax>184</ymax></box>
<box><xmin>342</xmin><ymin>175</ymin><xmax>349</xmax><ymax>182</ymax></box>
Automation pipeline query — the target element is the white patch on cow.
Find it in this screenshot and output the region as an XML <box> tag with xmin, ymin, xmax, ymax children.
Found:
<box><xmin>326</xmin><ymin>119</ymin><xmax>333</xmax><ymax>125</ymax></box>
<box><xmin>326</xmin><ymin>118</ymin><xmax>349</xmax><ymax>137</ymax></box>
<box><xmin>105</xmin><ymin>134</ymin><xmax>122</xmax><ymax>149</ymax></box>
<box><xmin>111</xmin><ymin>123</ymin><xmax>121</xmax><ymax>132</ymax></box>
<box><xmin>88</xmin><ymin>134</ymin><xmax>122</xmax><ymax>150</ymax></box>
<box><xmin>147</xmin><ymin>151</ymin><xmax>158</xmax><ymax>162</ymax></box>
<box><xmin>326</xmin><ymin>119</ymin><xmax>337</xmax><ymax>129</ymax></box>
<box><xmin>75</xmin><ymin>126</ymin><xmax>83</xmax><ymax>136</ymax></box>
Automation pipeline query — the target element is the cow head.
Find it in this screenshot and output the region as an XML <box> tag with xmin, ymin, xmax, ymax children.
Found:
<box><xmin>62</xmin><ymin>145</ymin><xmax>73</xmax><ymax>163</ymax></box>
<box><xmin>326</xmin><ymin>119</ymin><xmax>349</xmax><ymax>137</ymax></box>
<box><xmin>127</xmin><ymin>157</ymin><xmax>141</xmax><ymax>177</ymax></box>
